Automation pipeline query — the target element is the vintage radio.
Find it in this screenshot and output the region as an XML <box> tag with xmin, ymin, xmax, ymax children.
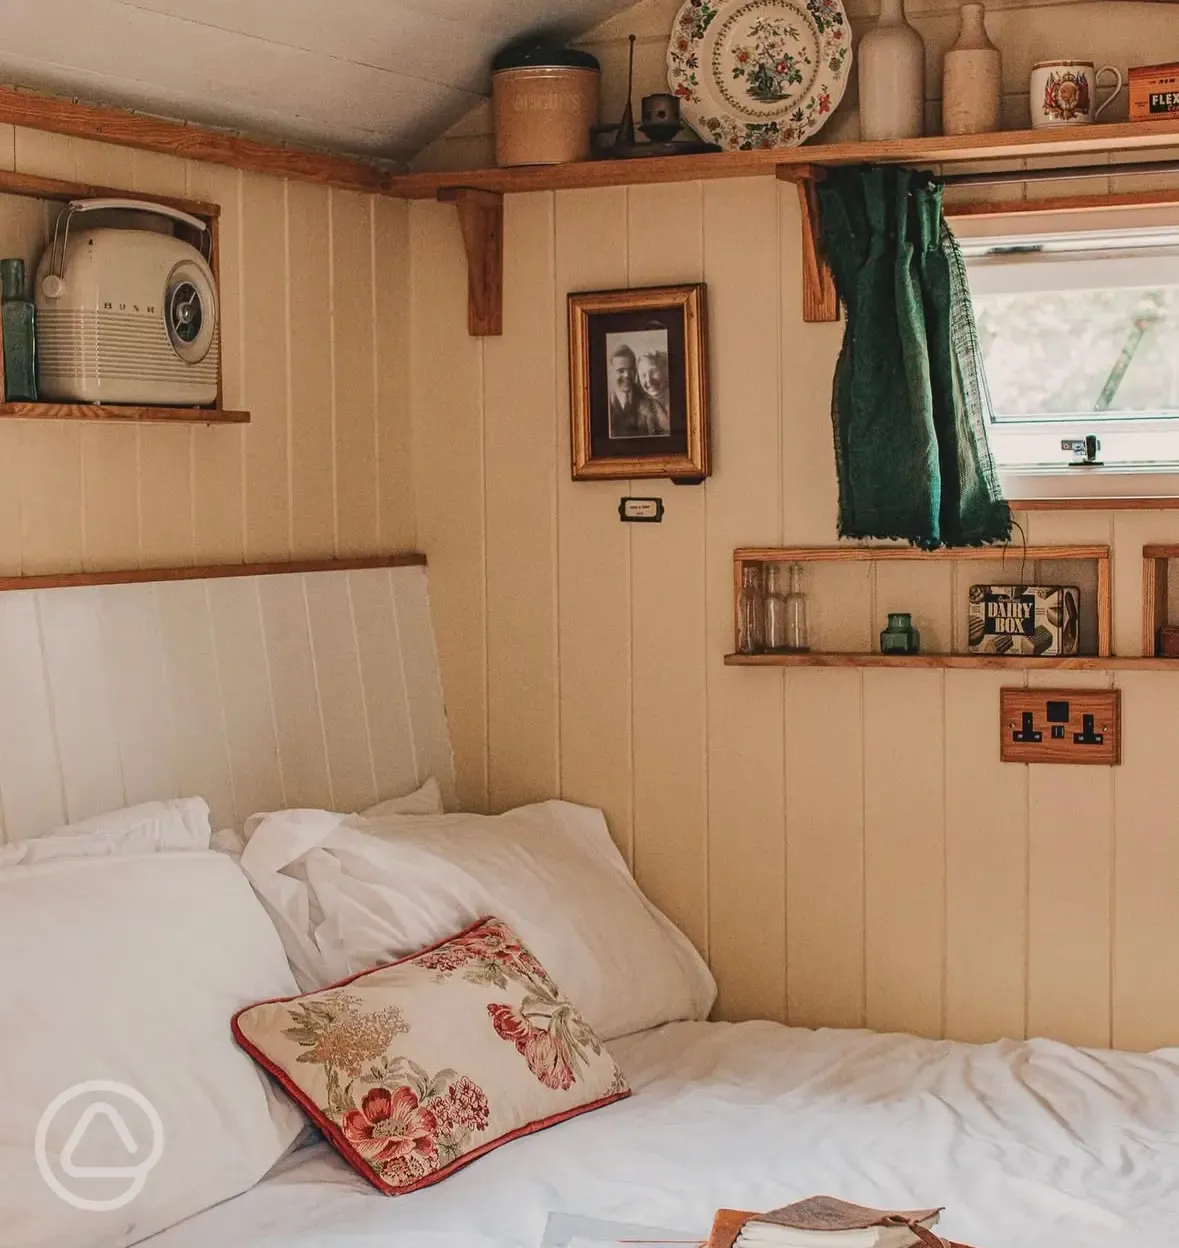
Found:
<box><xmin>1129</xmin><ymin>63</ymin><xmax>1179</xmax><ymax>121</ymax></box>
<box><xmin>35</xmin><ymin>198</ymin><xmax>219</xmax><ymax>406</ymax></box>
<box><xmin>968</xmin><ymin>585</ymin><xmax>1080</xmax><ymax>657</ymax></box>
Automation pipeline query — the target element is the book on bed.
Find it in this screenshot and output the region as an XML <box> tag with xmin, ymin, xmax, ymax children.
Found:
<box><xmin>708</xmin><ymin>1198</ymin><xmax>945</xmax><ymax>1248</ymax></box>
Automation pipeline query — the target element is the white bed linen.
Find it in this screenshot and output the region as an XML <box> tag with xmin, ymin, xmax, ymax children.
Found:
<box><xmin>144</xmin><ymin>1021</ymin><xmax>1179</xmax><ymax>1248</ymax></box>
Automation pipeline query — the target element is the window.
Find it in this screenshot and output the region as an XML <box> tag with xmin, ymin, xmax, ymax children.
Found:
<box><xmin>956</xmin><ymin>205</ymin><xmax>1179</xmax><ymax>500</ymax></box>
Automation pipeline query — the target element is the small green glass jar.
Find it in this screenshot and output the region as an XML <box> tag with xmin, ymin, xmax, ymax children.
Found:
<box><xmin>0</xmin><ymin>258</ymin><xmax>36</xmax><ymax>401</ymax></box>
<box><xmin>880</xmin><ymin>612</ymin><xmax>920</xmax><ymax>655</ymax></box>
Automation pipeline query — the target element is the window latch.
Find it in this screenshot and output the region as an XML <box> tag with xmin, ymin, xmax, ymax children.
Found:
<box><xmin>1063</xmin><ymin>436</ymin><xmax>1103</xmax><ymax>467</ymax></box>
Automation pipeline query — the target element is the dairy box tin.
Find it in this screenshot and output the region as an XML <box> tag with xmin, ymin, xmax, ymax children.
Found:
<box><xmin>968</xmin><ymin>585</ymin><xmax>1081</xmax><ymax>656</ymax></box>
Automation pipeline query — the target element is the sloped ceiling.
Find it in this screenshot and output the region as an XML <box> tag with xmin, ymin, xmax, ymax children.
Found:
<box><xmin>0</xmin><ymin>0</ymin><xmax>644</xmax><ymax>162</ymax></box>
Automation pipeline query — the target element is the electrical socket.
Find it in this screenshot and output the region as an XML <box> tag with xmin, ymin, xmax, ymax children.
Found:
<box><xmin>999</xmin><ymin>689</ymin><xmax>1121</xmax><ymax>766</ymax></box>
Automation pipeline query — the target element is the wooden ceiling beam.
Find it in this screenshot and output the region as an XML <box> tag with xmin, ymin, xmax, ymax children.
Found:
<box><xmin>0</xmin><ymin>86</ymin><xmax>393</xmax><ymax>195</ymax></box>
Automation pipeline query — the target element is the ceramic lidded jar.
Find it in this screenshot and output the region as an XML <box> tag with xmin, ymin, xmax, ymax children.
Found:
<box><xmin>857</xmin><ymin>0</ymin><xmax>926</xmax><ymax>140</ymax></box>
<box><xmin>491</xmin><ymin>42</ymin><xmax>601</xmax><ymax>167</ymax></box>
<box><xmin>942</xmin><ymin>3</ymin><xmax>1001</xmax><ymax>135</ymax></box>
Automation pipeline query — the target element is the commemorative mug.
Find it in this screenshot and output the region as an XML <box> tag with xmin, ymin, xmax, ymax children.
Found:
<box><xmin>1031</xmin><ymin>60</ymin><xmax>1124</xmax><ymax>127</ymax></box>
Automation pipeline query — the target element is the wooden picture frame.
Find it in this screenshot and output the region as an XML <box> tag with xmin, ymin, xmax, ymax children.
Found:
<box><xmin>568</xmin><ymin>284</ymin><xmax>711</xmax><ymax>481</ymax></box>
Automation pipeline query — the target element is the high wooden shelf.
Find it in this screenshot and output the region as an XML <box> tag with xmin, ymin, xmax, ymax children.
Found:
<box><xmin>387</xmin><ymin>117</ymin><xmax>1179</xmax><ymax>200</ymax></box>
<box><xmin>731</xmin><ymin>544</ymin><xmax>1114</xmax><ymax>668</ymax></box>
<box><xmin>0</xmin><ymin>402</ymin><xmax>249</xmax><ymax>424</ymax></box>
<box><xmin>404</xmin><ymin>116</ymin><xmax>1179</xmax><ymax>334</ymax></box>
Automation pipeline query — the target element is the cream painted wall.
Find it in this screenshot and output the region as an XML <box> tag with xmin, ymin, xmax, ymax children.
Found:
<box><xmin>410</xmin><ymin>177</ymin><xmax>1179</xmax><ymax>1054</ymax></box>
<box><xmin>0</xmin><ymin>125</ymin><xmax>414</xmax><ymax>576</ymax></box>
<box><xmin>408</xmin><ymin>0</ymin><xmax>1179</xmax><ymax>1051</ymax></box>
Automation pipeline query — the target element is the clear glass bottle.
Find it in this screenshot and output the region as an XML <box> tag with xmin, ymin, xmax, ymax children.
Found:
<box><xmin>784</xmin><ymin>562</ymin><xmax>810</xmax><ymax>653</ymax></box>
<box><xmin>737</xmin><ymin>564</ymin><xmax>765</xmax><ymax>655</ymax></box>
<box><xmin>764</xmin><ymin>564</ymin><xmax>789</xmax><ymax>652</ymax></box>
<box><xmin>1</xmin><ymin>258</ymin><xmax>36</xmax><ymax>401</ymax></box>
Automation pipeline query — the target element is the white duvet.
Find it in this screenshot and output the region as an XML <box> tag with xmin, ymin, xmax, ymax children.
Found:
<box><xmin>145</xmin><ymin>1020</ymin><xmax>1179</xmax><ymax>1248</ymax></box>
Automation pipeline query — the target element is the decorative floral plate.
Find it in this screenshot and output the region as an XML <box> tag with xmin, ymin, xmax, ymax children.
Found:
<box><xmin>667</xmin><ymin>0</ymin><xmax>851</xmax><ymax>151</ymax></box>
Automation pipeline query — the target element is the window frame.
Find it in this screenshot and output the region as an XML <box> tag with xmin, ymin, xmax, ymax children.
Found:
<box><xmin>950</xmin><ymin>194</ymin><xmax>1179</xmax><ymax>503</ymax></box>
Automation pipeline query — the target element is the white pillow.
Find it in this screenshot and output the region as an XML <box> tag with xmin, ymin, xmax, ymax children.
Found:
<box><xmin>363</xmin><ymin>774</ymin><xmax>444</xmax><ymax>818</ymax></box>
<box><xmin>0</xmin><ymin>797</ymin><xmax>212</xmax><ymax>868</ymax></box>
<box><xmin>210</xmin><ymin>778</ymin><xmax>444</xmax><ymax>859</ymax></box>
<box><xmin>0</xmin><ymin>852</ymin><xmax>304</xmax><ymax>1248</ymax></box>
<box><xmin>237</xmin><ymin>800</ymin><xmax>716</xmax><ymax>1040</ymax></box>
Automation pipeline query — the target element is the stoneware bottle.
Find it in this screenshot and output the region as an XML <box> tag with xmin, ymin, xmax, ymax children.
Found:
<box><xmin>858</xmin><ymin>0</ymin><xmax>926</xmax><ymax>140</ymax></box>
<box><xmin>942</xmin><ymin>3</ymin><xmax>1001</xmax><ymax>136</ymax></box>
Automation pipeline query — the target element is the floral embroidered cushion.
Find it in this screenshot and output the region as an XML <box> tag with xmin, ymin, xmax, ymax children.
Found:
<box><xmin>232</xmin><ymin>917</ymin><xmax>630</xmax><ymax>1195</ymax></box>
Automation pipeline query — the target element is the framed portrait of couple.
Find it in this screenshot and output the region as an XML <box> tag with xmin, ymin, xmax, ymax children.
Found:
<box><xmin>568</xmin><ymin>284</ymin><xmax>711</xmax><ymax>482</ymax></box>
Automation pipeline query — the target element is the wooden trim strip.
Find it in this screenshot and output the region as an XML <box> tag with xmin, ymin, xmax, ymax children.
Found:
<box><xmin>0</xmin><ymin>168</ymin><xmax>220</xmax><ymax>217</ymax></box>
<box><xmin>1143</xmin><ymin>545</ymin><xmax>1179</xmax><ymax>559</ymax></box>
<box><xmin>1015</xmin><ymin>497</ymin><xmax>1179</xmax><ymax>510</ymax></box>
<box><xmin>949</xmin><ymin>188</ymin><xmax>1179</xmax><ymax>220</ymax></box>
<box><xmin>0</xmin><ymin>554</ymin><xmax>427</xmax><ymax>593</ymax></box>
<box><xmin>0</xmin><ymin>86</ymin><xmax>391</xmax><ymax>195</ymax></box>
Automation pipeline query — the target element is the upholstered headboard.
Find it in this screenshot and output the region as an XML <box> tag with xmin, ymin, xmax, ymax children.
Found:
<box><xmin>0</xmin><ymin>557</ymin><xmax>454</xmax><ymax>843</ymax></box>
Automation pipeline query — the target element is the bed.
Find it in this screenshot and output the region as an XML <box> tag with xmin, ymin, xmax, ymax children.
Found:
<box><xmin>145</xmin><ymin>1019</ymin><xmax>1179</xmax><ymax>1248</ymax></box>
<box><xmin>4</xmin><ymin>561</ymin><xmax>1177</xmax><ymax>1248</ymax></box>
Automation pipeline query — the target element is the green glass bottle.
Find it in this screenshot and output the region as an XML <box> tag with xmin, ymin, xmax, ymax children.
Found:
<box><xmin>880</xmin><ymin>612</ymin><xmax>921</xmax><ymax>655</ymax></box>
<box><xmin>1</xmin><ymin>258</ymin><xmax>36</xmax><ymax>401</ymax></box>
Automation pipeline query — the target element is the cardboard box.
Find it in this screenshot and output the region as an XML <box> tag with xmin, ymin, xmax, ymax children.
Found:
<box><xmin>968</xmin><ymin>585</ymin><xmax>1080</xmax><ymax>656</ymax></box>
<box><xmin>1130</xmin><ymin>63</ymin><xmax>1179</xmax><ymax>120</ymax></box>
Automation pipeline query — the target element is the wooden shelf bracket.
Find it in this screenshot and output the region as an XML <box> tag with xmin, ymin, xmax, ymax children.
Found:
<box><xmin>776</xmin><ymin>166</ymin><xmax>838</xmax><ymax>324</ymax></box>
<box><xmin>438</xmin><ymin>187</ymin><xmax>504</xmax><ymax>337</ymax></box>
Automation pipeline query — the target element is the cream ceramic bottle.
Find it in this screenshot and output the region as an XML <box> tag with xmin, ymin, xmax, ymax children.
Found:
<box><xmin>857</xmin><ymin>0</ymin><xmax>926</xmax><ymax>140</ymax></box>
<box><xmin>942</xmin><ymin>3</ymin><xmax>1002</xmax><ymax>135</ymax></box>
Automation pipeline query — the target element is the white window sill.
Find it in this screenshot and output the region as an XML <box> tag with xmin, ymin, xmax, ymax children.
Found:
<box><xmin>1000</xmin><ymin>465</ymin><xmax>1179</xmax><ymax>504</ymax></box>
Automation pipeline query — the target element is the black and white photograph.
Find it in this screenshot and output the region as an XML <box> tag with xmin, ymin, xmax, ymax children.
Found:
<box><xmin>606</xmin><ymin>329</ymin><xmax>672</xmax><ymax>439</ymax></box>
<box><xmin>569</xmin><ymin>284</ymin><xmax>710</xmax><ymax>482</ymax></box>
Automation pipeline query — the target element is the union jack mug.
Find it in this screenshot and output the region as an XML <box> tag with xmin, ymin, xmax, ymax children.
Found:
<box><xmin>1030</xmin><ymin>60</ymin><xmax>1124</xmax><ymax>128</ymax></box>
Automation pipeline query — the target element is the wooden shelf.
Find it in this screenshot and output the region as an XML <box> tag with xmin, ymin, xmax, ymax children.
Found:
<box><xmin>0</xmin><ymin>402</ymin><xmax>249</xmax><ymax>424</ymax></box>
<box><xmin>725</xmin><ymin>652</ymin><xmax>1178</xmax><ymax>670</ymax></box>
<box><xmin>1143</xmin><ymin>545</ymin><xmax>1179</xmax><ymax>656</ymax></box>
<box><xmin>404</xmin><ymin>117</ymin><xmax>1179</xmax><ymax>334</ymax></box>
<box><xmin>733</xmin><ymin>544</ymin><xmax>1113</xmax><ymax>661</ymax></box>
<box><xmin>388</xmin><ymin>117</ymin><xmax>1179</xmax><ymax>200</ymax></box>
<box><xmin>735</xmin><ymin>544</ymin><xmax>1109</xmax><ymax>563</ymax></box>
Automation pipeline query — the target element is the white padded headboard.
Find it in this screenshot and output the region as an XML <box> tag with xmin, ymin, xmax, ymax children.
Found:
<box><xmin>0</xmin><ymin>558</ymin><xmax>455</xmax><ymax>843</ymax></box>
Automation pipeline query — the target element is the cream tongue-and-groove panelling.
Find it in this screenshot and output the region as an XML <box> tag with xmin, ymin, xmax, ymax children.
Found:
<box><xmin>0</xmin><ymin>123</ymin><xmax>414</xmax><ymax>578</ymax></box>
<box><xmin>413</xmin><ymin>0</ymin><xmax>1179</xmax><ymax>171</ymax></box>
<box><xmin>409</xmin><ymin>177</ymin><xmax>1179</xmax><ymax>1055</ymax></box>
<box><xmin>0</xmin><ymin>565</ymin><xmax>455</xmax><ymax>843</ymax></box>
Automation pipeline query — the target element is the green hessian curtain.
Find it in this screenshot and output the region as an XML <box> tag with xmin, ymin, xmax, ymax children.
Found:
<box><xmin>816</xmin><ymin>165</ymin><xmax>1012</xmax><ymax>549</ymax></box>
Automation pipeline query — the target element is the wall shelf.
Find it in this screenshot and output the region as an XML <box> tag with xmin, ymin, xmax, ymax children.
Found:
<box><xmin>0</xmin><ymin>165</ymin><xmax>247</xmax><ymax>423</ymax></box>
<box><xmin>1143</xmin><ymin>545</ymin><xmax>1179</xmax><ymax>656</ymax></box>
<box><xmin>388</xmin><ymin>117</ymin><xmax>1179</xmax><ymax>201</ymax></box>
<box><xmin>733</xmin><ymin>544</ymin><xmax>1113</xmax><ymax>665</ymax></box>
<box><xmin>408</xmin><ymin>117</ymin><xmax>1179</xmax><ymax>335</ymax></box>
<box><xmin>0</xmin><ymin>402</ymin><xmax>249</xmax><ymax>424</ymax></box>
<box><xmin>725</xmin><ymin>652</ymin><xmax>1178</xmax><ymax>671</ymax></box>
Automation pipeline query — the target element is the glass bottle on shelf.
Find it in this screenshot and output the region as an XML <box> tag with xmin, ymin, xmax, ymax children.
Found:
<box><xmin>880</xmin><ymin>612</ymin><xmax>921</xmax><ymax>655</ymax></box>
<box><xmin>764</xmin><ymin>564</ymin><xmax>789</xmax><ymax>652</ymax></box>
<box><xmin>0</xmin><ymin>258</ymin><xmax>36</xmax><ymax>401</ymax></box>
<box><xmin>784</xmin><ymin>562</ymin><xmax>810</xmax><ymax>653</ymax></box>
<box><xmin>736</xmin><ymin>564</ymin><xmax>765</xmax><ymax>655</ymax></box>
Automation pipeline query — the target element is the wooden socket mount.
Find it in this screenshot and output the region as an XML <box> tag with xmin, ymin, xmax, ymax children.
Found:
<box><xmin>1000</xmin><ymin>688</ymin><xmax>1121</xmax><ymax>766</ymax></box>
